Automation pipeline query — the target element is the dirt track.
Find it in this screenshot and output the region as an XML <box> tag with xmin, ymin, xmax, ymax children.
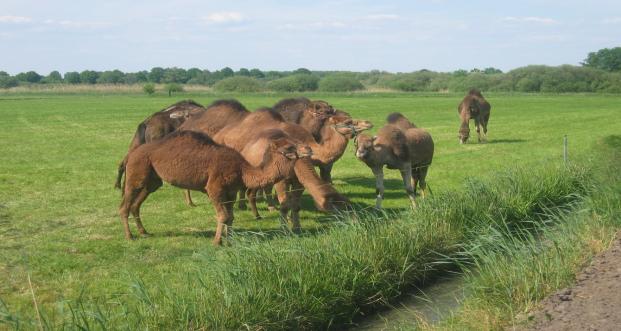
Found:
<box><xmin>518</xmin><ymin>231</ymin><xmax>621</xmax><ymax>331</ymax></box>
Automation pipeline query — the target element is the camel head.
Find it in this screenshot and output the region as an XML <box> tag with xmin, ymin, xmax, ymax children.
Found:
<box><xmin>354</xmin><ymin>134</ymin><xmax>379</xmax><ymax>161</ymax></box>
<box><xmin>327</xmin><ymin>114</ymin><xmax>355</xmax><ymax>138</ymax></box>
<box><xmin>307</xmin><ymin>100</ymin><xmax>336</xmax><ymax>119</ymax></box>
<box><xmin>352</xmin><ymin>119</ymin><xmax>374</xmax><ymax>133</ymax></box>
<box><xmin>459</xmin><ymin>126</ymin><xmax>470</xmax><ymax>144</ymax></box>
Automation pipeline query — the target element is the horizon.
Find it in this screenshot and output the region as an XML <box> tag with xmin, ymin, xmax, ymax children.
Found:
<box><xmin>1</xmin><ymin>0</ymin><xmax>620</xmax><ymax>75</ymax></box>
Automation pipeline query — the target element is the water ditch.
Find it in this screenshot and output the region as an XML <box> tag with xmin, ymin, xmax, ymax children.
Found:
<box><xmin>355</xmin><ymin>275</ymin><xmax>467</xmax><ymax>330</ymax></box>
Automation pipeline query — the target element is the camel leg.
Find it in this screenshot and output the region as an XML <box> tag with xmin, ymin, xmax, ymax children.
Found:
<box><xmin>275</xmin><ymin>180</ymin><xmax>292</xmax><ymax>231</ymax></box>
<box><xmin>474</xmin><ymin>117</ymin><xmax>482</xmax><ymax>143</ymax></box>
<box><xmin>418</xmin><ymin>166</ymin><xmax>429</xmax><ymax>199</ymax></box>
<box><xmin>400</xmin><ymin>165</ymin><xmax>417</xmax><ymax>208</ymax></box>
<box><xmin>289</xmin><ymin>179</ymin><xmax>304</xmax><ymax>234</ymax></box>
<box><xmin>264</xmin><ymin>186</ymin><xmax>277</xmax><ymax>212</ymax></box>
<box><xmin>481</xmin><ymin>114</ymin><xmax>489</xmax><ymax>142</ymax></box>
<box><xmin>411</xmin><ymin>167</ymin><xmax>419</xmax><ymax>197</ymax></box>
<box><xmin>237</xmin><ymin>188</ymin><xmax>247</xmax><ymax>210</ymax></box>
<box><xmin>119</xmin><ymin>189</ymin><xmax>138</xmax><ymax>240</ymax></box>
<box><xmin>372</xmin><ymin>167</ymin><xmax>385</xmax><ymax>209</ymax></box>
<box><xmin>184</xmin><ymin>190</ymin><xmax>196</xmax><ymax>207</ymax></box>
<box><xmin>206</xmin><ymin>185</ymin><xmax>230</xmax><ymax>246</ymax></box>
<box><xmin>130</xmin><ymin>177</ymin><xmax>162</xmax><ymax>236</ymax></box>
<box><xmin>319</xmin><ymin>163</ymin><xmax>334</xmax><ymax>183</ymax></box>
<box><xmin>247</xmin><ymin>188</ymin><xmax>262</xmax><ymax>220</ymax></box>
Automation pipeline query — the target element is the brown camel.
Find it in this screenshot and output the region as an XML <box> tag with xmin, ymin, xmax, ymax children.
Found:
<box><xmin>114</xmin><ymin>100</ymin><xmax>206</xmax><ymax>205</ymax></box>
<box><xmin>119</xmin><ymin>129</ymin><xmax>308</xmax><ymax>245</ymax></box>
<box><xmin>212</xmin><ymin>107</ymin><xmax>353</xmax><ymax>224</ymax></box>
<box><xmin>273</xmin><ymin>97</ymin><xmax>373</xmax><ymax>182</ymax></box>
<box><xmin>354</xmin><ymin>112</ymin><xmax>434</xmax><ymax>209</ymax></box>
<box><xmin>458</xmin><ymin>89</ymin><xmax>491</xmax><ymax>144</ymax></box>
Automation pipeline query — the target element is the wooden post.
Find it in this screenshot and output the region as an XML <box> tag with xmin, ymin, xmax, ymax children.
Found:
<box><xmin>563</xmin><ymin>135</ymin><xmax>568</xmax><ymax>164</ymax></box>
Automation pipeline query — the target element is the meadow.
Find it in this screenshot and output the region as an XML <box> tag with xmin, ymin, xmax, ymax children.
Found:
<box><xmin>1</xmin><ymin>91</ymin><xmax>620</xmax><ymax>329</ymax></box>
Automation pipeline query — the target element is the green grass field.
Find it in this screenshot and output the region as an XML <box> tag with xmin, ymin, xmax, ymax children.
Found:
<box><xmin>1</xmin><ymin>92</ymin><xmax>620</xmax><ymax>329</ymax></box>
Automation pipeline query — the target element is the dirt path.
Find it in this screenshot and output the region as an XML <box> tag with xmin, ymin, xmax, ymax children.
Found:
<box><xmin>518</xmin><ymin>231</ymin><xmax>621</xmax><ymax>331</ymax></box>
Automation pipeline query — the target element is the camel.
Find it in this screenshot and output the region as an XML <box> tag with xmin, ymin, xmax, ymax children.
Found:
<box><xmin>114</xmin><ymin>100</ymin><xmax>206</xmax><ymax>206</ymax></box>
<box><xmin>354</xmin><ymin>112</ymin><xmax>434</xmax><ymax>209</ymax></box>
<box><xmin>212</xmin><ymin>107</ymin><xmax>354</xmax><ymax>224</ymax></box>
<box><xmin>458</xmin><ymin>89</ymin><xmax>491</xmax><ymax>144</ymax></box>
<box><xmin>273</xmin><ymin>97</ymin><xmax>373</xmax><ymax>182</ymax></box>
<box><xmin>119</xmin><ymin>129</ymin><xmax>310</xmax><ymax>245</ymax></box>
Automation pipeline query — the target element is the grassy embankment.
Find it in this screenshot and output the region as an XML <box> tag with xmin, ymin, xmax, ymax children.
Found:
<box><xmin>0</xmin><ymin>92</ymin><xmax>619</xmax><ymax>329</ymax></box>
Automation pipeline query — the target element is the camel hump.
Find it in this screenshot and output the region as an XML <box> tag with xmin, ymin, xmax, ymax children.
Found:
<box><xmin>378</xmin><ymin>126</ymin><xmax>410</xmax><ymax>161</ymax></box>
<box><xmin>468</xmin><ymin>88</ymin><xmax>483</xmax><ymax>98</ymax></box>
<box><xmin>273</xmin><ymin>97</ymin><xmax>312</xmax><ymax>112</ymax></box>
<box><xmin>165</xmin><ymin>130</ymin><xmax>217</xmax><ymax>146</ymax></box>
<box><xmin>207</xmin><ymin>99</ymin><xmax>249</xmax><ymax>112</ymax></box>
<box><xmin>161</xmin><ymin>99</ymin><xmax>204</xmax><ymax>112</ymax></box>
<box><xmin>386</xmin><ymin>112</ymin><xmax>416</xmax><ymax>129</ymax></box>
<box><xmin>252</xmin><ymin>108</ymin><xmax>285</xmax><ymax>122</ymax></box>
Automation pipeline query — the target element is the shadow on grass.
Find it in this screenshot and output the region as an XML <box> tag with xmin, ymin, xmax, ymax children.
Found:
<box><xmin>486</xmin><ymin>138</ymin><xmax>526</xmax><ymax>144</ymax></box>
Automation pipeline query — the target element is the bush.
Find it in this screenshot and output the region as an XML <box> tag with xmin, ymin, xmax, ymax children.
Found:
<box><xmin>214</xmin><ymin>76</ymin><xmax>263</xmax><ymax>92</ymax></box>
<box><xmin>267</xmin><ymin>74</ymin><xmax>319</xmax><ymax>92</ymax></box>
<box><xmin>0</xmin><ymin>74</ymin><xmax>18</xmax><ymax>89</ymax></box>
<box><xmin>318</xmin><ymin>74</ymin><xmax>364</xmax><ymax>92</ymax></box>
<box><xmin>143</xmin><ymin>83</ymin><xmax>156</xmax><ymax>95</ymax></box>
<box><xmin>165</xmin><ymin>83</ymin><xmax>183</xmax><ymax>96</ymax></box>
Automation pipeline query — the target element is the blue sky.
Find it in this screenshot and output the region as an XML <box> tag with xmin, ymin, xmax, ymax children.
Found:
<box><xmin>1</xmin><ymin>0</ymin><xmax>620</xmax><ymax>74</ymax></box>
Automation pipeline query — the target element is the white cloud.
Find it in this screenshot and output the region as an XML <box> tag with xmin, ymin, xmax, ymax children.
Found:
<box><xmin>42</xmin><ymin>19</ymin><xmax>111</xmax><ymax>29</ymax></box>
<box><xmin>602</xmin><ymin>17</ymin><xmax>621</xmax><ymax>24</ymax></box>
<box><xmin>0</xmin><ymin>15</ymin><xmax>32</xmax><ymax>23</ymax></box>
<box><xmin>203</xmin><ymin>12</ymin><xmax>244</xmax><ymax>24</ymax></box>
<box><xmin>503</xmin><ymin>16</ymin><xmax>558</xmax><ymax>25</ymax></box>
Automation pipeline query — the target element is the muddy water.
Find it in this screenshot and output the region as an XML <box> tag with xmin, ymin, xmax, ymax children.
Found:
<box><xmin>355</xmin><ymin>276</ymin><xmax>466</xmax><ymax>330</ymax></box>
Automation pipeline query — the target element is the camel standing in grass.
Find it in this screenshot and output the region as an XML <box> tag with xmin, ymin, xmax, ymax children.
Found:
<box><xmin>458</xmin><ymin>89</ymin><xmax>491</xmax><ymax>144</ymax></box>
<box><xmin>114</xmin><ymin>100</ymin><xmax>206</xmax><ymax>206</ymax></box>
<box><xmin>212</xmin><ymin>108</ymin><xmax>355</xmax><ymax>224</ymax></box>
<box><xmin>354</xmin><ymin>113</ymin><xmax>434</xmax><ymax>208</ymax></box>
<box><xmin>274</xmin><ymin>97</ymin><xmax>373</xmax><ymax>182</ymax></box>
<box><xmin>119</xmin><ymin>130</ymin><xmax>309</xmax><ymax>245</ymax></box>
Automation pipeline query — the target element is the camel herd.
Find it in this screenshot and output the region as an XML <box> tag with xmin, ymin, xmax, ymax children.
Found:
<box><xmin>115</xmin><ymin>90</ymin><xmax>491</xmax><ymax>245</ymax></box>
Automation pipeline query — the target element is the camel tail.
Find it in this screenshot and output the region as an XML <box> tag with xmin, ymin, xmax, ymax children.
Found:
<box><xmin>293</xmin><ymin>159</ymin><xmax>351</xmax><ymax>211</ymax></box>
<box><xmin>115</xmin><ymin>122</ymin><xmax>147</xmax><ymax>193</ymax></box>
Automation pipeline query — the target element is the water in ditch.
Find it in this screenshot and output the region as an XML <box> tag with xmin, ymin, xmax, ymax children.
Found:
<box><xmin>355</xmin><ymin>275</ymin><xmax>466</xmax><ymax>330</ymax></box>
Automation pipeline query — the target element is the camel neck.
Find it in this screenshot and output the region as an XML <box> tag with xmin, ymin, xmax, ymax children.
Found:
<box><xmin>311</xmin><ymin>125</ymin><xmax>349</xmax><ymax>165</ymax></box>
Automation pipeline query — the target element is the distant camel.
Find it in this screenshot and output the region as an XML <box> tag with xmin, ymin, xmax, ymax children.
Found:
<box><xmin>354</xmin><ymin>112</ymin><xmax>434</xmax><ymax>208</ymax></box>
<box><xmin>114</xmin><ymin>100</ymin><xmax>206</xmax><ymax>206</ymax></box>
<box><xmin>119</xmin><ymin>129</ymin><xmax>309</xmax><ymax>245</ymax></box>
<box><xmin>458</xmin><ymin>89</ymin><xmax>491</xmax><ymax>144</ymax></box>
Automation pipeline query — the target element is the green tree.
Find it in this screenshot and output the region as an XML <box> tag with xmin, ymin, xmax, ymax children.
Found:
<box><xmin>148</xmin><ymin>67</ymin><xmax>165</xmax><ymax>83</ymax></box>
<box><xmin>16</xmin><ymin>71</ymin><xmax>42</xmax><ymax>83</ymax></box>
<box><xmin>267</xmin><ymin>74</ymin><xmax>319</xmax><ymax>92</ymax></box>
<box><xmin>249</xmin><ymin>68</ymin><xmax>264</xmax><ymax>78</ymax></box>
<box><xmin>220</xmin><ymin>67</ymin><xmax>235</xmax><ymax>78</ymax></box>
<box><xmin>163</xmin><ymin>67</ymin><xmax>189</xmax><ymax>83</ymax></box>
<box><xmin>79</xmin><ymin>70</ymin><xmax>99</xmax><ymax>84</ymax></box>
<box><xmin>318</xmin><ymin>74</ymin><xmax>364</xmax><ymax>92</ymax></box>
<box><xmin>143</xmin><ymin>83</ymin><xmax>156</xmax><ymax>95</ymax></box>
<box><xmin>44</xmin><ymin>71</ymin><xmax>63</xmax><ymax>83</ymax></box>
<box><xmin>214</xmin><ymin>76</ymin><xmax>263</xmax><ymax>92</ymax></box>
<box><xmin>0</xmin><ymin>72</ymin><xmax>18</xmax><ymax>89</ymax></box>
<box><xmin>237</xmin><ymin>68</ymin><xmax>251</xmax><ymax>76</ymax></box>
<box><xmin>293</xmin><ymin>68</ymin><xmax>312</xmax><ymax>75</ymax></box>
<box><xmin>582</xmin><ymin>47</ymin><xmax>621</xmax><ymax>72</ymax></box>
<box><xmin>64</xmin><ymin>72</ymin><xmax>81</xmax><ymax>84</ymax></box>
<box><xmin>166</xmin><ymin>83</ymin><xmax>184</xmax><ymax>96</ymax></box>
<box><xmin>97</xmin><ymin>70</ymin><xmax>125</xmax><ymax>84</ymax></box>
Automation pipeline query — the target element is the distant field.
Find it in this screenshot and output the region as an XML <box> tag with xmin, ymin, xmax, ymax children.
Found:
<box><xmin>0</xmin><ymin>92</ymin><xmax>619</xmax><ymax>327</ymax></box>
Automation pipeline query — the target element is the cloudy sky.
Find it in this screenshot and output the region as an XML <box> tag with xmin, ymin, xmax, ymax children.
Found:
<box><xmin>1</xmin><ymin>0</ymin><xmax>620</xmax><ymax>74</ymax></box>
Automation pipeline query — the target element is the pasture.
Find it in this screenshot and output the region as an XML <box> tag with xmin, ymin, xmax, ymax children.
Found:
<box><xmin>1</xmin><ymin>92</ymin><xmax>620</xmax><ymax>329</ymax></box>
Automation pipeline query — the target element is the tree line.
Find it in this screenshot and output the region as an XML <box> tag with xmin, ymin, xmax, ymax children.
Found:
<box><xmin>2</xmin><ymin>47</ymin><xmax>620</xmax><ymax>93</ymax></box>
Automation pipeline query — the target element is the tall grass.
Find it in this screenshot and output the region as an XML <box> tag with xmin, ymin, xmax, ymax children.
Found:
<box><xmin>1</xmin><ymin>160</ymin><xmax>590</xmax><ymax>330</ymax></box>
<box><xmin>431</xmin><ymin>136</ymin><xmax>621</xmax><ymax>330</ymax></box>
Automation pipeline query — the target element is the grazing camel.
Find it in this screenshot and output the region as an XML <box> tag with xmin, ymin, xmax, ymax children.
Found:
<box><xmin>354</xmin><ymin>112</ymin><xmax>434</xmax><ymax>209</ymax></box>
<box><xmin>114</xmin><ymin>100</ymin><xmax>206</xmax><ymax>206</ymax></box>
<box><xmin>212</xmin><ymin>108</ymin><xmax>354</xmax><ymax>224</ymax></box>
<box><xmin>273</xmin><ymin>97</ymin><xmax>374</xmax><ymax>182</ymax></box>
<box><xmin>119</xmin><ymin>129</ymin><xmax>309</xmax><ymax>245</ymax></box>
<box><xmin>458</xmin><ymin>89</ymin><xmax>491</xmax><ymax>144</ymax></box>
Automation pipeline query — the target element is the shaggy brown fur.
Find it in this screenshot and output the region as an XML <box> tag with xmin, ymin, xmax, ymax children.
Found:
<box><xmin>273</xmin><ymin>98</ymin><xmax>373</xmax><ymax>182</ymax></box>
<box><xmin>212</xmin><ymin>107</ymin><xmax>352</xmax><ymax>225</ymax></box>
<box><xmin>458</xmin><ymin>89</ymin><xmax>491</xmax><ymax>144</ymax></box>
<box><xmin>354</xmin><ymin>112</ymin><xmax>434</xmax><ymax>208</ymax></box>
<box><xmin>114</xmin><ymin>100</ymin><xmax>205</xmax><ymax>196</ymax></box>
<box><xmin>119</xmin><ymin>130</ymin><xmax>302</xmax><ymax>245</ymax></box>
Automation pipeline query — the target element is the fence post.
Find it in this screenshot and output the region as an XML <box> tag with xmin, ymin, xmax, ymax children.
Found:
<box><xmin>563</xmin><ymin>135</ymin><xmax>568</xmax><ymax>164</ymax></box>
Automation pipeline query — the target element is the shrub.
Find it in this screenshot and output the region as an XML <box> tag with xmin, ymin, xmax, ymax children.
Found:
<box><xmin>143</xmin><ymin>83</ymin><xmax>156</xmax><ymax>95</ymax></box>
<box><xmin>214</xmin><ymin>76</ymin><xmax>263</xmax><ymax>92</ymax></box>
<box><xmin>267</xmin><ymin>74</ymin><xmax>319</xmax><ymax>92</ymax></box>
<box><xmin>0</xmin><ymin>74</ymin><xmax>18</xmax><ymax>89</ymax></box>
<box><xmin>318</xmin><ymin>74</ymin><xmax>364</xmax><ymax>92</ymax></box>
<box><xmin>165</xmin><ymin>83</ymin><xmax>183</xmax><ymax>96</ymax></box>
